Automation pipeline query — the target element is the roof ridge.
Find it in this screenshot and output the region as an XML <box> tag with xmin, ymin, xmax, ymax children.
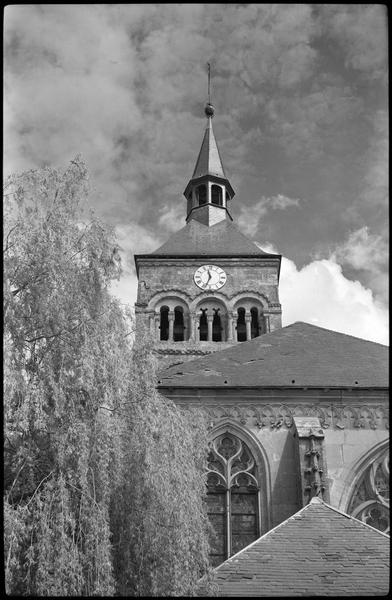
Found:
<box><xmin>214</xmin><ymin>500</ymin><xmax>315</xmax><ymax>570</ymax></box>
<box><xmin>214</xmin><ymin>497</ymin><xmax>390</xmax><ymax>571</ymax></box>
<box><xmin>313</xmin><ymin>497</ymin><xmax>391</xmax><ymax>538</ymax></box>
<box><xmin>291</xmin><ymin>321</ymin><xmax>389</xmax><ymax>347</ymax></box>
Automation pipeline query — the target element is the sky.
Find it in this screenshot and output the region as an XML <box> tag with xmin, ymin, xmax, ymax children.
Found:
<box><xmin>4</xmin><ymin>4</ymin><xmax>388</xmax><ymax>345</ymax></box>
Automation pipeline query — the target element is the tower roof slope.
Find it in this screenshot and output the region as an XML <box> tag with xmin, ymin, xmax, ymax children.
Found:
<box><xmin>158</xmin><ymin>322</ymin><xmax>388</xmax><ymax>388</ymax></box>
<box><xmin>212</xmin><ymin>497</ymin><xmax>390</xmax><ymax>597</ymax></box>
<box><xmin>192</xmin><ymin>117</ymin><xmax>226</xmax><ymax>179</ymax></box>
<box><xmin>151</xmin><ymin>219</ymin><xmax>274</xmax><ymax>256</ymax></box>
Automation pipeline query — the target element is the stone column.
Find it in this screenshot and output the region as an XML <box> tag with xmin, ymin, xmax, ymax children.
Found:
<box><xmin>232</xmin><ymin>312</ymin><xmax>238</xmax><ymax>341</ymax></box>
<box><xmin>195</xmin><ymin>315</ymin><xmax>200</xmax><ymax>341</ymax></box>
<box><xmin>155</xmin><ymin>315</ymin><xmax>160</xmax><ymax>339</ymax></box>
<box><xmin>207</xmin><ymin>314</ymin><xmax>213</xmax><ymax>342</ymax></box>
<box><xmin>245</xmin><ymin>312</ymin><xmax>252</xmax><ymax>341</ymax></box>
<box><xmin>168</xmin><ymin>311</ymin><xmax>174</xmax><ymax>341</ymax></box>
<box><xmin>189</xmin><ymin>314</ymin><xmax>194</xmax><ymax>340</ymax></box>
<box><xmin>183</xmin><ymin>314</ymin><xmax>188</xmax><ymax>341</ymax></box>
<box><xmin>226</xmin><ymin>313</ymin><xmax>233</xmax><ymax>341</ymax></box>
<box><xmin>264</xmin><ymin>314</ymin><xmax>271</xmax><ymax>333</ymax></box>
<box><xmin>149</xmin><ymin>313</ymin><xmax>155</xmax><ymax>335</ymax></box>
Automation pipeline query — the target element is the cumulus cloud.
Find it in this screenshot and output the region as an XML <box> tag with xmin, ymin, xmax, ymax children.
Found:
<box><xmin>238</xmin><ymin>194</ymin><xmax>302</xmax><ymax>237</ymax></box>
<box><xmin>331</xmin><ymin>226</ymin><xmax>387</xmax><ymax>272</ymax></box>
<box><xmin>110</xmin><ymin>222</ymin><xmax>159</xmax><ymax>309</ymax></box>
<box><xmin>280</xmin><ymin>257</ymin><xmax>388</xmax><ymax>345</ymax></box>
<box><xmin>4</xmin><ymin>4</ymin><xmax>387</xmax><ymax>333</ymax></box>
<box><xmin>328</xmin><ymin>226</ymin><xmax>388</xmax><ymax>304</ymax></box>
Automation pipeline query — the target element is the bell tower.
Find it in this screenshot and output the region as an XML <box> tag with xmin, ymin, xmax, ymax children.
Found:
<box><xmin>134</xmin><ymin>71</ymin><xmax>282</xmax><ymax>368</ymax></box>
<box><xmin>183</xmin><ymin>102</ymin><xmax>235</xmax><ymax>227</ymax></box>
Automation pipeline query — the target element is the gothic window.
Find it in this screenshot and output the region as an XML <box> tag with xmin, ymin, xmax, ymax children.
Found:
<box><xmin>212</xmin><ymin>309</ymin><xmax>222</xmax><ymax>342</ymax></box>
<box><xmin>159</xmin><ymin>306</ymin><xmax>169</xmax><ymax>341</ymax></box>
<box><xmin>250</xmin><ymin>307</ymin><xmax>260</xmax><ymax>339</ymax></box>
<box><xmin>347</xmin><ymin>449</ymin><xmax>389</xmax><ymax>534</ymax></box>
<box><xmin>199</xmin><ymin>309</ymin><xmax>208</xmax><ymax>341</ymax></box>
<box><xmin>197</xmin><ymin>184</ymin><xmax>207</xmax><ymax>206</ymax></box>
<box><xmin>236</xmin><ymin>307</ymin><xmax>246</xmax><ymax>342</ymax></box>
<box><xmin>173</xmin><ymin>306</ymin><xmax>184</xmax><ymax>342</ymax></box>
<box><xmin>206</xmin><ymin>433</ymin><xmax>260</xmax><ymax>567</ymax></box>
<box><xmin>211</xmin><ymin>185</ymin><xmax>222</xmax><ymax>206</ymax></box>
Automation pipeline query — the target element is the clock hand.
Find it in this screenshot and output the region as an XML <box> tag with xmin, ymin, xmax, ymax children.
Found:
<box><xmin>207</xmin><ymin>270</ymin><xmax>212</xmax><ymax>282</ymax></box>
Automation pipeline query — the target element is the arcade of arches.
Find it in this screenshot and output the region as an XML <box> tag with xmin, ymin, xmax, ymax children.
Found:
<box><xmin>151</xmin><ymin>299</ymin><xmax>270</xmax><ymax>343</ymax></box>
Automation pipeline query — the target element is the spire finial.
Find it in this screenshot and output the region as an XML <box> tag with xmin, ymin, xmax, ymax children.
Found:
<box><xmin>205</xmin><ymin>61</ymin><xmax>214</xmax><ymax>118</ymax></box>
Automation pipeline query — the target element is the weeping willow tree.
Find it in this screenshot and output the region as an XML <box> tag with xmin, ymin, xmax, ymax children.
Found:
<box><xmin>4</xmin><ymin>157</ymin><xmax>211</xmax><ymax>596</ymax></box>
<box><xmin>112</xmin><ymin>339</ymin><xmax>211</xmax><ymax>597</ymax></box>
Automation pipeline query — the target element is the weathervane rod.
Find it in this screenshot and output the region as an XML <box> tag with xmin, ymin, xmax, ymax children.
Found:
<box><xmin>207</xmin><ymin>61</ymin><xmax>211</xmax><ymax>104</ymax></box>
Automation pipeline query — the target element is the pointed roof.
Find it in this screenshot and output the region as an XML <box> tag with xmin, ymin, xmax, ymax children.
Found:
<box><xmin>211</xmin><ymin>497</ymin><xmax>390</xmax><ymax>597</ymax></box>
<box><xmin>151</xmin><ymin>219</ymin><xmax>275</xmax><ymax>257</ymax></box>
<box><xmin>158</xmin><ymin>322</ymin><xmax>388</xmax><ymax>388</ymax></box>
<box><xmin>192</xmin><ymin>117</ymin><xmax>226</xmax><ymax>179</ymax></box>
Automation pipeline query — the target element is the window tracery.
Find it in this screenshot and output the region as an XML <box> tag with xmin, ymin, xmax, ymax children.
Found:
<box><xmin>348</xmin><ymin>449</ymin><xmax>389</xmax><ymax>534</ymax></box>
<box><xmin>206</xmin><ymin>433</ymin><xmax>260</xmax><ymax>566</ymax></box>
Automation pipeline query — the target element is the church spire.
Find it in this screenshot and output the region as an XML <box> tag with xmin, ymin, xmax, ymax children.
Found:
<box><xmin>191</xmin><ymin>106</ymin><xmax>226</xmax><ymax>180</ymax></box>
<box><xmin>184</xmin><ymin>67</ymin><xmax>235</xmax><ymax>227</ymax></box>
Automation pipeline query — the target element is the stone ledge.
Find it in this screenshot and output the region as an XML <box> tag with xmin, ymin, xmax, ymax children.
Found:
<box><xmin>153</xmin><ymin>341</ymin><xmax>236</xmax><ymax>355</ymax></box>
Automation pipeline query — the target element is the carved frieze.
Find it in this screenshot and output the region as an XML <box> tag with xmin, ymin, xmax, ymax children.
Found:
<box><xmin>176</xmin><ymin>402</ymin><xmax>389</xmax><ymax>430</ymax></box>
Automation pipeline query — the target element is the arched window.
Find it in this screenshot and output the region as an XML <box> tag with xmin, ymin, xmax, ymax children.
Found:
<box><xmin>199</xmin><ymin>309</ymin><xmax>208</xmax><ymax>341</ymax></box>
<box><xmin>159</xmin><ymin>306</ymin><xmax>169</xmax><ymax>341</ymax></box>
<box><xmin>250</xmin><ymin>307</ymin><xmax>260</xmax><ymax>339</ymax></box>
<box><xmin>197</xmin><ymin>184</ymin><xmax>207</xmax><ymax>206</ymax></box>
<box><xmin>207</xmin><ymin>433</ymin><xmax>260</xmax><ymax>566</ymax></box>
<box><xmin>347</xmin><ymin>448</ymin><xmax>389</xmax><ymax>534</ymax></box>
<box><xmin>211</xmin><ymin>185</ymin><xmax>223</xmax><ymax>206</ymax></box>
<box><xmin>212</xmin><ymin>309</ymin><xmax>222</xmax><ymax>342</ymax></box>
<box><xmin>236</xmin><ymin>307</ymin><xmax>246</xmax><ymax>342</ymax></box>
<box><xmin>173</xmin><ymin>306</ymin><xmax>184</xmax><ymax>342</ymax></box>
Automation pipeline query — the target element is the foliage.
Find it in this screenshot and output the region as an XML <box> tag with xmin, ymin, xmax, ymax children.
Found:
<box><xmin>112</xmin><ymin>336</ymin><xmax>211</xmax><ymax>596</ymax></box>
<box><xmin>4</xmin><ymin>158</ymin><xmax>211</xmax><ymax>596</ymax></box>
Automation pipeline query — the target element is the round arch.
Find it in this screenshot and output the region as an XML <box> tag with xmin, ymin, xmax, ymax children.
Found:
<box><xmin>189</xmin><ymin>291</ymin><xmax>230</xmax><ymax>312</ymax></box>
<box><xmin>229</xmin><ymin>291</ymin><xmax>269</xmax><ymax>311</ymax></box>
<box><xmin>147</xmin><ymin>291</ymin><xmax>191</xmax><ymax>313</ymax></box>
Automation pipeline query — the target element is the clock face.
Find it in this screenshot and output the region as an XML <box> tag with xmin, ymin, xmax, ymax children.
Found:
<box><xmin>194</xmin><ymin>264</ymin><xmax>227</xmax><ymax>290</ymax></box>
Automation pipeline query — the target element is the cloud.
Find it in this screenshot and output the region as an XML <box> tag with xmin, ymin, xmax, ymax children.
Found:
<box><xmin>4</xmin><ymin>4</ymin><xmax>387</xmax><ymax>328</ymax></box>
<box><xmin>158</xmin><ymin>204</ymin><xmax>187</xmax><ymax>234</ymax></box>
<box><xmin>110</xmin><ymin>222</ymin><xmax>159</xmax><ymax>309</ymax></box>
<box><xmin>318</xmin><ymin>5</ymin><xmax>387</xmax><ymax>81</ymax></box>
<box><xmin>280</xmin><ymin>257</ymin><xmax>388</xmax><ymax>345</ymax></box>
<box><xmin>331</xmin><ymin>226</ymin><xmax>387</xmax><ymax>272</ymax></box>
<box><xmin>329</xmin><ymin>226</ymin><xmax>388</xmax><ymax>304</ymax></box>
<box><xmin>238</xmin><ymin>194</ymin><xmax>302</xmax><ymax>237</ymax></box>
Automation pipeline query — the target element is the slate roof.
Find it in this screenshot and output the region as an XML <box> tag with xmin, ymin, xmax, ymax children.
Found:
<box><xmin>192</xmin><ymin>117</ymin><xmax>226</xmax><ymax>179</ymax></box>
<box><xmin>151</xmin><ymin>218</ymin><xmax>274</xmax><ymax>257</ymax></box>
<box><xmin>212</xmin><ymin>497</ymin><xmax>390</xmax><ymax>597</ymax></box>
<box><xmin>158</xmin><ymin>322</ymin><xmax>388</xmax><ymax>388</ymax></box>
